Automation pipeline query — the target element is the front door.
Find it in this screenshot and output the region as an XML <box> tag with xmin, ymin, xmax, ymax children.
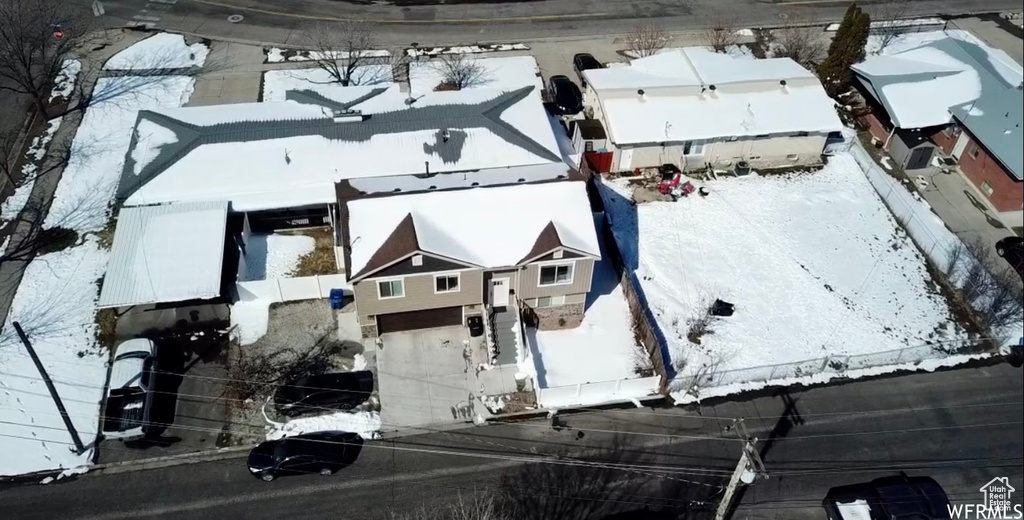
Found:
<box><xmin>490</xmin><ymin>278</ymin><xmax>509</xmax><ymax>308</ymax></box>
<box><xmin>951</xmin><ymin>132</ymin><xmax>969</xmax><ymax>159</ymax></box>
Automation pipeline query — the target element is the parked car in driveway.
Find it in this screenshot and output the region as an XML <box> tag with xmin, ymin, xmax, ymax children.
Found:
<box><xmin>995</xmin><ymin>236</ymin><xmax>1024</xmax><ymax>278</ymax></box>
<box><xmin>572</xmin><ymin>53</ymin><xmax>604</xmax><ymax>87</ymax></box>
<box><xmin>823</xmin><ymin>474</ymin><xmax>951</xmax><ymax>520</ymax></box>
<box><xmin>247</xmin><ymin>431</ymin><xmax>363</xmax><ymax>482</ymax></box>
<box><xmin>102</xmin><ymin>339</ymin><xmax>158</xmax><ymax>440</ymax></box>
<box><xmin>273</xmin><ymin>371</ymin><xmax>374</xmax><ymax>417</ymax></box>
<box><xmin>547</xmin><ymin>75</ymin><xmax>583</xmax><ymax>115</ymax></box>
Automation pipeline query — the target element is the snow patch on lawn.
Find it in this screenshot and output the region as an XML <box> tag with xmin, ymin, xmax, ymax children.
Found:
<box><xmin>671</xmin><ymin>353</ymin><xmax>990</xmax><ymax>404</ymax></box>
<box><xmin>0</xmin><ymin>236</ymin><xmax>109</xmax><ymax>476</ymax></box>
<box><xmin>530</xmin><ymin>221</ymin><xmax>642</xmax><ymax>387</ymax></box>
<box><xmin>230</xmin><ymin>299</ymin><xmax>273</xmax><ymax>346</ymax></box>
<box><xmin>407</xmin><ymin>43</ymin><xmax>529</xmax><ymax>57</ymax></box>
<box><xmin>409</xmin><ymin>55</ymin><xmax>543</xmax><ymax>97</ymax></box>
<box><xmin>1</xmin><ymin>118</ymin><xmax>63</xmax><ymax>224</ymax></box>
<box><xmin>243</xmin><ymin>233</ymin><xmax>315</xmax><ymax>280</ymax></box>
<box><xmin>104</xmin><ymin>33</ymin><xmax>209</xmax><ymax>70</ymax></box>
<box><xmin>44</xmin><ymin>76</ymin><xmax>195</xmax><ymax>233</ymax></box>
<box><xmin>266</xmin><ymin>410</ymin><xmax>382</xmax><ymax>440</ymax></box>
<box><xmin>49</xmin><ymin>60</ymin><xmax>81</xmax><ymax>103</ymax></box>
<box><xmin>261</xmin><ymin>66</ymin><xmax>395</xmax><ymax>106</ymax></box>
<box><xmin>601</xmin><ymin>152</ymin><xmax>965</xmax><ymax>390</ymax></box>
<box><xmin>265</xmin><ymin>48</ymin><xmax>391</xmax><ymax>63</ymax></box>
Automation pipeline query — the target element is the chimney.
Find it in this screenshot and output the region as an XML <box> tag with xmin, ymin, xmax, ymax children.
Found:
<box><xmin>332</xmin><ymin>109</ymin><xmax>366</xmax><ymax>123</ymax></box>
<box><xmin>780</xmin><ymin>79</ymin><xmax>790</xmax><ymax>94</ymax></box>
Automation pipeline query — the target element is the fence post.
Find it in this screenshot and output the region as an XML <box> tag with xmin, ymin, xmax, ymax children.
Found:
<box><xmin>276</xmin><ymin>278</ymin><xmax>284</xmax><ymax>301</ymax></box>
<box><xmin>894</xmin><ymin>348</ymin><xmax>904</xmax><ymax>364</ymax></box>
<box><xmin>820</xmin><ymin>356</ymin><xmax>831</xmax><ymax>372</ymax></box>
<box><xmin>768</xmin><ymin>365</ymin><xmax>778</xmax><ymax>381</ymax></box>
<box><xmin>575</xmin><ymin>384</ymin><xmax>582</xmax><ymax>400</ymax></box>
<box><xmin>315</xmin><ymin>274</ymin><xmax>322</xmax><ymax>299</ymax></box>
<box><xmin>615</xmin><ymin>378</ymin><xmax>622</xmax><ymax>395</ymax></box>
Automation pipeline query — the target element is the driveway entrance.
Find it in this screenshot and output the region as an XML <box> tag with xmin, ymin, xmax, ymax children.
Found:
<box><xmin>377</xmin><ymin>326</ymin><xmax>485</xmax><ymax>429</ymax></box>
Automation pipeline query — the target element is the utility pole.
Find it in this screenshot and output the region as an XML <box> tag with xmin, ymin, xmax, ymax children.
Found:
<box><xmin>12</xmin><ymin>322</ymin><xmax>86</xmax><ymax>454</ymax></box>
<box><xmin>715</xmin><ymin>418</ymin><xmax>767</xmax><ymax>520</ymax></box>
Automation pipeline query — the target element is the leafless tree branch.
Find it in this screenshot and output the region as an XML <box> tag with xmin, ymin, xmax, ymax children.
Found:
<box><xmin>704</xmin><ymin>12</ymin><xmax>740</xmax><ymax>53</ymax></box>
<box><xmin>302</xmin><ymin>20</ymin><xmax>391</xmax><ymax>87</ymax></box>
<box><xmin>872</xmin><ymin>0</ymin><xmax>910</xmax><ymax>54</ymax></box>
<box><xmin>624</xmin><ymin>24</ymin><xmax>668</xmax><ymax>58</ymax></box>
<box><xmin>772</xmin><ymin>11</ymin><xmax>827</xmax><ymax>67</ymax></box>
<box><xmin>431</xmin><ymin>54</ymin><xmax>490</xmax><ymax>91</ymax></box>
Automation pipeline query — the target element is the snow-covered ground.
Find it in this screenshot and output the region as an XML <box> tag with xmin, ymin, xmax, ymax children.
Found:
<box><xmin>266</xmin><ymin>48</ymin><xmax>390</xmax><ymax>63</ymax></box>
<box><xmin>242</xmin><ymin>234</ymin><xmax>314</xmax><ymax>280</ymax></box>
<box><xmin>530</xmin><ymin>220</ymin><xmax>642</xmax><ymax>387</ymax></box>
<box><xmin>409</xmin><ymin>55</ymin><xmax>543</xmax><ymax>96</ymax></box>
<box><xmin>406</xmin><ymin>43</ymin><xmax>529</xmax><ymax>57</ymax></box>
<box><xmin>1</xmin><ymin>37</ymin><xmax>199</xmax><ymax>475</ymax></box>
<box><xmin>261</xmin><ymin>65</ymin><xmax>394</xmax><ymax>104</ymax></box>
<box><xmin>600</xmin><ymin>152</ymin><xmax>967</xmax><ymax>396</ymax></box>
<box><xmin>1</xmin><ymin>119</ymin><xmax>63</xmax><ymax>225</ymax></box>
<box><xmin>0</xmin><ymin>237</ymin><xmax>110</xmax><ymax>476</ymax></box>
<box><xmin>44</xmin><ymin>77</ymin><xmax>195</xmax><ymax>232</ymax></box>
<box><xmin>104</xmin><ymin>33</ymin><xmax>209</xmax><ymax>70</ymax></box>
<box><xmin>266</xmin><ymin>410</ymin><xmax>382</xmax><ymax>440</ymax></box>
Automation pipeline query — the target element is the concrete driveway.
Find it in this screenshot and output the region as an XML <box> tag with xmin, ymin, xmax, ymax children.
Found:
<box><xmin>377</xmin><ymin>326</ymin><xmax>482</xmax><ymax>430</ymax></box>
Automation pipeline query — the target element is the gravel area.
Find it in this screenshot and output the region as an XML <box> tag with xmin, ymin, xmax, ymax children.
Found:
<box><xmin>224</xmin><ymin>299</ymin><xmax>377</xmax><ymax>444</ymax></box>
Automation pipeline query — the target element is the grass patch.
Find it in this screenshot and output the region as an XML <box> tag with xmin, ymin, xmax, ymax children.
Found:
<box><xmin>287</xmin><ymin>226</ymin><xmax>337</xmax><ymax>277</ymax></box>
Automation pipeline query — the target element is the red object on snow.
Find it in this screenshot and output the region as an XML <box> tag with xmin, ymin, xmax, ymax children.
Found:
<box><xmin>658</xmin><ymin>172</ymin><xmax>681</xmax><ymax>194</ymax></box>
<box><xmin>53</xmin><ymin>30</ymin><xmax>64</xmax><ymax>40</ymax></box>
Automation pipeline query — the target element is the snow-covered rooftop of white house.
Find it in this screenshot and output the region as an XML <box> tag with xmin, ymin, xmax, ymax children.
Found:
<box><xmin>98</xmin><ymin>201</ymin><xmax>229</xmax><ymax>308</ymax></box>
<box><xmin>584</xmin><ymin>48</ymin><xmax>841</xmax><ymax>145</ymax></box>
<box><xmin>852</xmin><ymin>31</ymin><xmax>1023</xmax><ymax>180</ymax></box>
<box><xmin>346</xmin><ymin>181</ymin><xmax>600</xmax><ymax>278</ymax></box>
<box><xmin>117</xmin><ymin>85</ymin><xmax>567</xmax><ymax>211</ymax></box>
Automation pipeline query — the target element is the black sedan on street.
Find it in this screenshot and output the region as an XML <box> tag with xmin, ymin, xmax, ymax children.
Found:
<box><xmin>247</xmin><ymin>431</ymin><xmax>363</xmax><ymax>482</ymax></box>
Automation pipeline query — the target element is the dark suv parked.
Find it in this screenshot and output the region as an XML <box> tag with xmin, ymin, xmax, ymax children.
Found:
<box><xmin>572</xmin><ymin>53</ymin><xmax>604</xmax><ymax>87</ymax></box>
<box><xmin>995</xmin><ymin>236</ymin><xmax>1024</xmax><ymax>278</ymax></box>
<box><xmin>823</xmin><ymin>474</ymin><xmax>951</xmax><ymax>520</ymax></box>
<box><xmin>273</xmin><ymin>371</ymin><xmax>374</xmax><ymax>417</ymax></box>
<box><xmin>247</xmin><ymin>431</ymin><xmax>363</xmax><ymax>482</ymax></box>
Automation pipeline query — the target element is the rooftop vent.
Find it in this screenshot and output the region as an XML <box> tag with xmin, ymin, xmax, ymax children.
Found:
<box><xmin>780</xmin><ymin>79</ymin><xmax>790</xmax><ymax>94</ymax></box>
<box><xmin>708</xmin><ymin>84</ymin><xmax>718</xmax><ymax>98</ymax></box>
<box><xmin>332</xmin><ymin>109</ymin><xmax>365</xmax><ymax>123</ymax></box>
<box><xmin>637</xmin><ymin>89</ymin><xmax>647</xmax><ymax>102</ymax></box>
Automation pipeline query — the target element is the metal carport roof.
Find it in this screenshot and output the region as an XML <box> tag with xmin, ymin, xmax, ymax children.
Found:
<box><xmin>98</xmin><ymin>201</ymin><xmax>229</xmax><ymax>308</ymax></box>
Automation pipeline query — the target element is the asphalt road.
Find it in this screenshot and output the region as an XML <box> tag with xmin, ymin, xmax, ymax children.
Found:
<box><xmin>95</xmin><ymin>0</ymin><xmax>1024</xmax><ymax>47</ymax></box>
<box><xmin>4</xmin><ymin>362</ymin><xmax>1021</xmax><ymax>519</ymax></box>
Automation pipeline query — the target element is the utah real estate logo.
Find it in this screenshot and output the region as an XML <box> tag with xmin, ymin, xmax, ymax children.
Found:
<box><xmin>949</xmin><ymin>477</ymin><xmax>1022</xmax><ymax>519</ymax></box>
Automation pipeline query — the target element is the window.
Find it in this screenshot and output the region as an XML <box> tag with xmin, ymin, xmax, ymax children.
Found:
<box><xmin>980</xmin><ymin>181</ymin><xmax>994</xmax><ymax>197</ymax></box>
<box><xmin>434</xmin><ymin>273</ymin><xmax>460</xmax><ymax>293</ymax></box>
<box><xmin>683</xmin><ymin>140</ymin><xmax>704</xmax><ymax>155</ymax></box>
<box><xmin>969</xmin><ymin>145</ymin><xmax>980</xmax><ymax>159</ymax></box>
<box><xmin>411</xmin><ymin>254</ymin><xmax>423</xmax><ymax>266</ymax></box>
<box><xmin>536</xmin><ymin>295</ymin><xmax>565</xmax><ymax>308</ymax></box>
<box><xmin>377</xmin><ymin>279</ymin><xmax>404</xmax><ymax>299</ymax></box>
<box><xmin>553</xmin><ymin>250</ymin><xmax>564</xmax><ymax>259</ymax></box>
<box><xmin>539</xmin><ymin>264</ymin><xmax>573</xmax><ymax>286</ymax></box>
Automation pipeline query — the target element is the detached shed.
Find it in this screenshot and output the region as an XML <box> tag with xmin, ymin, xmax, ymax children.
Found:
<box><xmin>889</xmin><ymin>128</ymin><xmax>938</xmax><ymax>171</ymax></box>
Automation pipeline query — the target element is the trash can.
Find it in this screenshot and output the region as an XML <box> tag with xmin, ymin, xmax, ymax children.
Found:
<box><xmin>329</xmin><ymin>289</ymin><xmax>347</xmax><ymax>310</ymax></box>
<box><xmin>466</xmin><ymin>315</ymin><xmax>484</xmax><ymax>337</ymax></box>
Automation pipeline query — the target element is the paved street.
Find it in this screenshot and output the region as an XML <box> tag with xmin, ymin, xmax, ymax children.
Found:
<box><xmin>4</xmin><ymin>362</ymin><xmax>1021</xmax><ymax>519</ymax></box>
<box><xmin>95</xmin><ymin>0</ymin><xmax>1022</xmax><ymax>47</ymax></box>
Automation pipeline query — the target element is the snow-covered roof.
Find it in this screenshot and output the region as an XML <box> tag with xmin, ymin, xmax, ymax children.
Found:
<box><xmin>346</xmin><ymin>181</ymin><xmax>600</xmax><ymax>279</ymax></box>
<box><xmin>98</xmin><ymin>201</ymin><xmax>229</xmax><ymax>308</ymax></box>
<box><xmin>117</xmin><ymin>85</ymin><xmax>566</xmax><ymax>211</ymax></box>
<box><xmin>853</xmin><ymin>34</ymin><xmax>1023</xmax><ymax>179</ymax></box>
<box><xmin>585</xmin><ymin>48</ymin><xmax>840</xmax><ymax>145</ymax></box>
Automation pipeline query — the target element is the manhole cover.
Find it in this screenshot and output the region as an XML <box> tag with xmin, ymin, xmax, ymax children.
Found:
<box><xmin>227</xmin><ymin>14</ymin><xmax>244</xmax><ymax>23</ymax></box>
<box><xmin>778</xmin><ymin>13</ymin><xmax>789</xmax><ymax>20</ymax></box>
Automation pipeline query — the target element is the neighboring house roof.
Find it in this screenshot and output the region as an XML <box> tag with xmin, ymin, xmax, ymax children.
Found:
<box><xmin>117</xmin><ymin>85</ymin><xmax>566</xmax><ymax>211</ymax></box>
<box><xmin>852</xmin><ymin>35</ymin><xmax>1023</xmax><ymax>180</ymax></box>
<box><xmin>346</xmin><ymin>181</ymin><xmax>600</xmax><ymax>280</ymax></box>
<box><xmin>584</xmin><ymin>48</ymin><xmax>840</xmax><ymax>145</ymax></box>
<box><xmin>98</xmin><ymin>201</ymin><xmax>229</xmax><ymax>308</ymax></box>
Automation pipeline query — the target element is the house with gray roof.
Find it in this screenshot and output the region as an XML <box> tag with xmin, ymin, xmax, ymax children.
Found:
<box><xmin>101</xmin><ymin>83</ymin><xmax>581</xmax><ymax>311</ymax></box>
<box><xmin>852</xmin><ymin>34</ymin><xmax>1023</xmax><ymax>226</ymax></box>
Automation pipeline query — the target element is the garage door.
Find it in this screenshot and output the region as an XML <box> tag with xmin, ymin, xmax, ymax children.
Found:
<box><xmin>376</xmin><ymin>307</ymin><xmax>463</xmax><ymax>334</ymax></box>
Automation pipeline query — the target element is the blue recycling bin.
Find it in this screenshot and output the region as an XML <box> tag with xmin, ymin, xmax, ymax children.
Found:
<box><xmin>329</xmin><ymin>289</ymin><xmax>347</xmax><ymax>310</ymax></box>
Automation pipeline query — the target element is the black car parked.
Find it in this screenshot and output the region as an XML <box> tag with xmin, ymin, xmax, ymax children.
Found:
<box><xmin>547</xmin><ymin>75</ymin><xmax>583</xmax><ymax>115</ymax></box>
<box><xmin>247</xmin><ymin>431</ymin><xmax>363</xmax><ymax>482</ymax></box>
<box><xmin>995</xmin><ymin>236</ymin><xmax>1024</xmax><ymax>278</ymax></box>
<box><xmin>823</xmin><ymin>474</ymin><xmax>951</xmax><ymax>520</ymax></box>
<box><xmin>273</xmin><ymin>371</ymin><xmax>374</xmax><ymax>417</ymax></box>
<box><xmin>572</xmin><ymin>53</ymin><xmax>604</xmax><ymax>87</ymax></box>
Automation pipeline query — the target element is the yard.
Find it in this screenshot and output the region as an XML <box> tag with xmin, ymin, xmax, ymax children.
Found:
<box><xmin>600</xmin><ymin>151</ymin><xmax>971</xmax><ymax>399</ymax></box>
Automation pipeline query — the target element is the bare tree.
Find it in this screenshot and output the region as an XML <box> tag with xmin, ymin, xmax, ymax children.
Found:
<box><xmin>0</xmin><ymin>0</ymin><xmax>93</xmax><ymax>119</ymax></box>
<box><xmin>772</xmin><ymin>11</ymin><xmax>827</xmax><ymax>67</ymax></box>
<box><xmin>704</xmin><ymin>12</ymin><xmax>740</xmax><ymax>53</ymax></box>
<box><xmin>624</xmin><ymin>24</ymin><xmax>667</xmax><ymax>58</ymax></box>
<box><xmin>872</xmin><ymin>0</ymin><xmax>910</xmax><ymax>54</ymax></box>
<box><xmin>980</xmin><ymin>269</ymin><xmax>1024</xmax><ymax>330</ymax></box>
<box><xmin>303</xmin><ymin>20</ymin><xmax>391</xmax><ymax>87</ymax></box>
<box><xmin>431</xmin><ymin>54</ymin><xmax>490</xmax><ymax>91</ymax></box>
